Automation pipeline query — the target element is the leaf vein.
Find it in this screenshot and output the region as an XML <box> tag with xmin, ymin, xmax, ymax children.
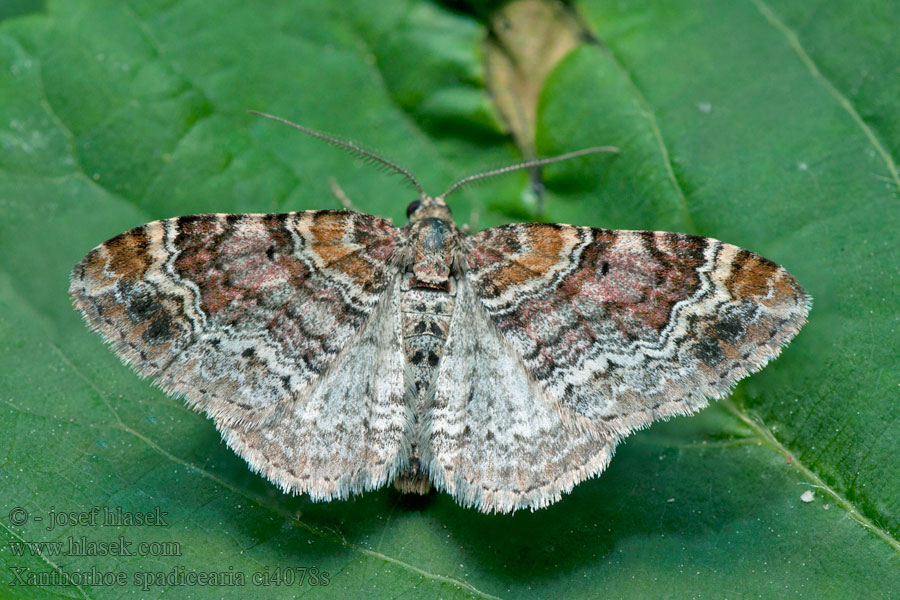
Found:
<box><xmin>584</xmin><ymin>37</ymin><xmax>698</xmax><ymax>232</ymax></box>
<box><xmin>750</xmin><ymin>0</ymin><xmax>900</xmax><ymax>195</ymax></box>
<box><xmin>0</xmin><ymin>520</ymin><xmax>92</xmax><ymax>600</ymax></box>
<box><xmin>722</xmin><ymin>398</ymin><xmax>900</xmax><ymax>556</ymax></box>
<box><xmin>117</xmin><ymin>421</ymin><xmax>503</xmax><ymax>599</ymax></box>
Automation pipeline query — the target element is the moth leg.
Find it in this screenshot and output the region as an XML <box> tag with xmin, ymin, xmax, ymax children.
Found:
<box><xmin>329</xmin><ymin>177</ymin><xmax>357</xmax><ymax>212</ymax></box>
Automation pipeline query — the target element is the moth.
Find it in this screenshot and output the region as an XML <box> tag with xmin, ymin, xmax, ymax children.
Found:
<box><xmin>70</xmin><ymin>112</ymin><xmax>810</xmax><ymax>513</ymax></box>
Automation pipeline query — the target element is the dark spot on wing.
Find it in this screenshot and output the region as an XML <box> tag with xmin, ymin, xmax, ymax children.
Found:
<box><xmin>712</xmin><ymin>314</ymin><xmax>745</xmax><ymax>343</ymax></box>
<box><xmin>143</xmin><ymin>315</ymin><xmax>173</xmax><ymax>344</ymax></box>
<box><xmin>126</xmin><ymin>293</ymin><xmax>159</xmax><ymax>323</ymax></box>
<box><xmin>695</xmin><ymin>337</ymin><xmax>724</xmax><ymax>365</ymax></box>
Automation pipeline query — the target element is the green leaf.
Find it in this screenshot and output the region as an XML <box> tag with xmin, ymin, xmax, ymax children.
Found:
<box><xmin>0</xmin><ymin>0</ymin><xmax>897</xmax><ymax>598</ymax></box>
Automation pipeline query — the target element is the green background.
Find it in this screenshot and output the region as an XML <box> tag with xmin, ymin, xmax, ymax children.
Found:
<box><xmin>1</xmin><ymin>0</ymin><xmax>897</xmax><ymax>598</ymax></box>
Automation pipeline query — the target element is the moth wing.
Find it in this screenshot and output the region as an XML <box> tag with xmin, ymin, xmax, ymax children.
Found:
<box><xmin>465</xmin><ymin>223</ymin><xmax>810</xmax><ymax>426</ymax></box>
<box><xmin>71</xmin><ymin>210</ymin><xmax>409</xmax><ymax>498</ymax></box>
<box><xmin>423</xmin><ymin>278</ymin><xmax>613</xmax><ymax>513</ymax></box>
<box><xmin>424</xmin><ymin>223</ymin><xmax>809</xmax><ymax>512</ymax></box>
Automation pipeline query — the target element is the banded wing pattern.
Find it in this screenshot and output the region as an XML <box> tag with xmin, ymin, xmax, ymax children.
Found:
<box><xmin>424</xmin><ymin>276</ymin><xmax>617</xmax><ymax>512</ymax></box>
<box><xmin>70</xmin><ymin>210</ymin><xmax>410</xmax><ymax>499</ymax></box>
<box><xmin>423</xmin><ymin>223</ymin><xmax>809</xmax><ymax>512</ymax></box>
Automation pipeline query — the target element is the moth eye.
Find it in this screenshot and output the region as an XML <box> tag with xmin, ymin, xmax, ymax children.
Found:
<box><xmin>406</xmin><ymin>200</ymin><xmax>422</xmax><ymax>218</ymax></box>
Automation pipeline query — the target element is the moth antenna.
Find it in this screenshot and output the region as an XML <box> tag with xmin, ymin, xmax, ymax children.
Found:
<box><xmin>249</xmin><ymin>110</ymin><xmax>427</xmax><ymax>197</ymax></box>
<box><xmin>437</xmin><ymin>146</ymin><xmax>619</xmax><ymax>201</ymax></box>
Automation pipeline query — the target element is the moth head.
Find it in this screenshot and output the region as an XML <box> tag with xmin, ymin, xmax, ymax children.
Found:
<box><xmin>406</xmin><ymin>196</ymin><xmax>452</xmax><ymax>223</ymax></box>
